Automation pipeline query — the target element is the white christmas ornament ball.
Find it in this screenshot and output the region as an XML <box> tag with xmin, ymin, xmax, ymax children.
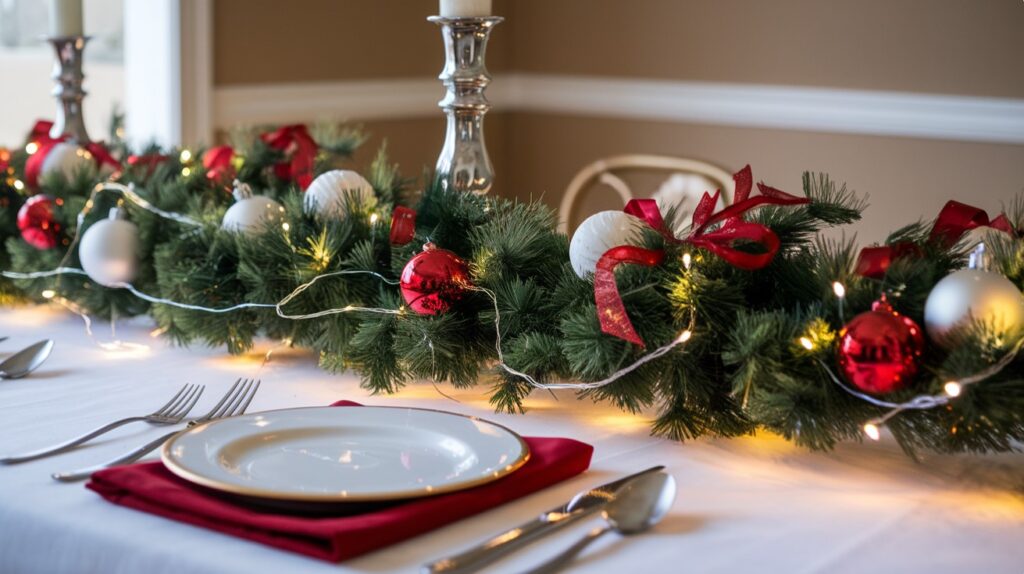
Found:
<box><xmin>40</xmin><ymin>142</ymin><xmax>96</xmax><ymax>182</ymax></box>
<box><xmin>569</xmin><ymin>210</ymin><xmax>646</xmax><ymax>278</ymax></box>
<box><xmin>222</xmin><ymin>185</ymin><xmax>286</xmax><ymax>236</ymax></box>
<box><xmin>79</xmin><ymin>209</ymin><xmax>139</xmax><ymax>287</ymax></box>
<box><xmin>303</xmin><ymin>170</ymin><xmax>377</xmax><ymax>219</ymax></box>
<box><xmin>924</xmin><ymin>268</ymin><xmax>1024</xmax><ymax>348</ymax></box>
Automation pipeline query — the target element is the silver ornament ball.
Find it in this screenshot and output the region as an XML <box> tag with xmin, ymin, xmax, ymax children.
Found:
<box><xmin>222</xmin><ymin>183</ymin><xmax>286</xmax><ymax>236</ymax></box>
<box><xmin>924</xmin><ymin>268</ymin><xmax>1024</xmax><ymax>348</ymax></box>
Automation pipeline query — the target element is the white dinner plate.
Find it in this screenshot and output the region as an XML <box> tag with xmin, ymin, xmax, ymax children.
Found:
<box><xmin>161</xmin><ymin>406</ymin><xmax>530</xmax><ymax>503</ymax></box>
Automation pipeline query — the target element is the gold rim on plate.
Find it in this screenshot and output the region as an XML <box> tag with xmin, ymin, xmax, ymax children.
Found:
<box><xmin>160</xmin><ymin>405</ymin><xmax>531</xmax><ymax>503</ymax></box>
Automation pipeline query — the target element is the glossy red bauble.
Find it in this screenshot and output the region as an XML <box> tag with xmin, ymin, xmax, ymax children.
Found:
<box><xmin>836</xmin><ymin>298</ymin><xmax>924</xmax><ymax>394</ymax></box>
<box><xmin>399</xmin><ymin>243</ymin><xmax>470</xmax><ymax>315</ymax></box>
<box><xmin>17</xmin><ymin>195</ymin><xmax>61</xmax><ymax>250</ymax></box>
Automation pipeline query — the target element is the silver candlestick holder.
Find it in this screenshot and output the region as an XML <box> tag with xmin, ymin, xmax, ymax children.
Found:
<box><xmin>428</xmin><ymin>16</ymin><xmax>503</xmax><ymax>195</ymax></box>
<box><xmin>47</xmin><ymin>35</ymin><xmax>91</xmax><ymax>144</ymax></box>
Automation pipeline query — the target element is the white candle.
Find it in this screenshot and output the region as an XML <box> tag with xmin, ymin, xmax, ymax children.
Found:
<box><xmin>49</xmin><ymin>0</ymin><xmax>84</xmax><ymax>37</ymax></box>
<box><xmin>439</xmin><ymin>0</ymin><xmax>492</xmax><ymax>18</ymax></box>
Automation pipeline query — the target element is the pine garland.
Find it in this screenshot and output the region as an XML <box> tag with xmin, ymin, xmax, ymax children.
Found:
<box><xmin>0</xmin><ymin>121</ymin><xmax>1021</xmax><ymax>456</ymax></box>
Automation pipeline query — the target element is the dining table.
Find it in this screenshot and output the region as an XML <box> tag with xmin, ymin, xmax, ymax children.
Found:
<box><xmin>0</xmin><ymin>305</ymin><xmax>1021</xmax><ymax>574</ymax></box>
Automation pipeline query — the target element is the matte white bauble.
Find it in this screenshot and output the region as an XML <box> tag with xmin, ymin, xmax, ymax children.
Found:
<box><xmin>79</xmin><ymin>208</ymin><xmax>139</xmax><ymax>287</ymax></box>
<box><xmin>222</xmin><ymin>183</ymin><xmax>285</xmax><ymax>236</ymax></box>
<box><xmin>40</xmin><ymin>142</ymin><xmax>96</xmax><ymax>182</ymax></box>
<box><xmin>651</xmin><ymin>173</ymin><xmax>723</xmax><ymax>235</ymax></box>
<box><xmin>303</xmin><ymin>170</ymin><xmax>377</xmax><ymax>220</ymax></box>
<box><xmin>569</xmin><ymin>210</ymin><xmax>646</xmax><ymax>278</ymax></box>
<box><xmin>961</xmin><ymin>226</ymin><xmax>1010</xmax><ymax>252</ymax></box>
<box><xmin>651</xmin><ymin>173</ymin><xmax>720</xmax><ymax>211</ymax></box>
<box><xmin>924</xmin><ymin>268</ymin><xmax>1024</xmax><ymax>348</ymax></box>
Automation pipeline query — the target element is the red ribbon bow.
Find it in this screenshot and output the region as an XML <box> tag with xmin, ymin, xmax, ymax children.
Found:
<box><xmin>202</xmin><ymin>145</ymin><xmax>237</xmax><ymax>186</ymax></box>
<box><xmin>23</xmin><ymin>119</ymin><xmax>121</xmax><ymax>188</ymax></box>
<box><xmin>595</xmin><ymin>165</ymin><xmax>810</xmax><ymax>345</ymax></box>
<box><xmin>28</xmin><ymin>120</ymin><xmax>53</xmax><ymax>145</ymax></box>
<box><xmin>260</xmin><ymin>124</ymin><xmax>318</xmax><ymax>191</ymax></box>
<box><xmin>855</xmin><ymin>200</ymin><xmax>1016</xmax><ymax>278</ymax></box>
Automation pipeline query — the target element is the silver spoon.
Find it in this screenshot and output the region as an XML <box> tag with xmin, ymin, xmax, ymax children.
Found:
<box><xmin>0</xmin><ymin>340</ymin><xmax>54</xmax><ymax>379</ymax></box>
<box><xmin>523</xmin><ymin>472</ymin><xmax>676</xmax><ymax>574</ymax></box>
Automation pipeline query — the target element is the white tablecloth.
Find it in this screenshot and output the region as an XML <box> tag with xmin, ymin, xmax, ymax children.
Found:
<box><xmin>0</xmin><ymin>306</ymin><xmax>1021</xmax><ymax>574</ymax></box>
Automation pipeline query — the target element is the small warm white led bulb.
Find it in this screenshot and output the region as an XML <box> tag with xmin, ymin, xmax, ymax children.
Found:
<box><xmin>682</xmin><ymin>253</ymin><xmax>692</xmax><ymax>270</ymax></box>
<box><xmin>944</xmin><ymin>381</ymin><xmax>962</xmax><ymax>398</ymax></box>
<box><xmin>179</xmin><ymin>149</ymin><xmax>192</xmax><ymax>163</ymax></box>
<box><xmin>370</xmin><ymin>213</ymin><xmax>380</xmax><ymax>225</ymax></box>
<box><xmin>863</xmin><ymin>423</ymin><xmax>881</xmax><ymax>441</ymax></box>
<box><xmin>799</xmin><ymin>337</ymin><xmax>814</xmax><ymax>350</ymax></box>
<box><xmin>25</xmin><ymin>142</ymin><xmax>39</xmax><ymax>155</ymax></box>
<box><xmin>832</xmin><ymin>282</ymin><xmax>846</xmax><ymax>298</ymax></box>
<box><xmin>41</xmin><ymin>289</ymin><xmax>56</xmax><ymax>299</ymax></box>
<box><xmin>676</xmin><ymin>330</ymin><xmax>692</xmax><ymax>343</ymax></box>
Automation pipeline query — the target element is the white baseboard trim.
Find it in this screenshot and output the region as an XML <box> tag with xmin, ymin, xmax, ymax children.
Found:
<box><xmin>213</xmin><ymin>74</ymin><xmax>1024</xmax><ymax>144</ymax></box>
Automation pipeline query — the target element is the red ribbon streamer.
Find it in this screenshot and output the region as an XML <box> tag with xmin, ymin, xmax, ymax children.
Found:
<box><xmin>595</xmin><ymin>246</ymin><xmax>666</xmax><ymax>346</ymax></box>
<box><xmin>126</xmin><ymin>153</ymin><xmax>171</xmax><ymax>179</ymax></box>
<box><xmin>389</xmin><ymin>206</ymin><xmax>417</xmax><ymax>246</ymax></box>
<box><xmin>86</xmin><ymin>142</ymin><xmax>121</xmax><ymax>173</ymax></box>
<box><xmin>260</xmin><ymin>124</ymin><xmax>318</xmax><ymax>191</ymax></box>
<box><xmin>855</xmin><ymin>200</ymin><xmax>1016</xmax><ymax>278</ymax></box>
<box><xmin>600</xmin><ymin>165</ymin><xmax>810</xmax><ymax>344</ymax></box>
<box><xmin>23</xmin><ymin>119</ymin><xmax>120</xmax><ymax>188</ymax></box>
<box><xmin>202</xmin><ymin>145</ymin><xmax>236</xmax><ymax>184</ymax></box>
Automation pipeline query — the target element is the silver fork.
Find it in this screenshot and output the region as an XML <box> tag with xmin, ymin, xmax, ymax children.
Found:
<box><xmin>1</xmin><ymin>384</ymin><xmax>205</xmax><ymax>464</ymax></box>
<box><xmin>52</xmin><ymin>378</ymin><xmax>261</xmax><ymax>483</ymax></box>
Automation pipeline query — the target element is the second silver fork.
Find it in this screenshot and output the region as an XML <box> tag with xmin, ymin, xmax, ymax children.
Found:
<box><xmin>52</xmin><ymin>378</ymin><xmax>261</xmax><ymax>482</ymax></box>
<box><xmin>1</xmin><ymin>384</ymin><xmax>205</xmax><ymax>464</ymax></box>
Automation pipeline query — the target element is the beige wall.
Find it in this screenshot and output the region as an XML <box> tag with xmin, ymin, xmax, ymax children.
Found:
<box><xmin>213</xmin><ymin>0</ymin><xmax>513</xmax><ymax>85</ymax></box>
<box><xmin>510</xmin><ymin>0</ymin><xmax>1024</xmax><ymax>98</ymax></box>
<box><xmin>212</xmin><ymin>0</ymin><xmax>1024</xmax><ymax>244</ymax></box>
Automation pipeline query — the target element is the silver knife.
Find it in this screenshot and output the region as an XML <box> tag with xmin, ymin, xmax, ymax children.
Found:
<box><xmin>422</xmin><ymin>465</ymin><xmax>666</xmax><ymax>574</ymax></box>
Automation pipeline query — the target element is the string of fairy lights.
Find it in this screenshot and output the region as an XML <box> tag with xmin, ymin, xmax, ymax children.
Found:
<box><xmin>3</xmin><ymin>179</ymin><xmax>1020</xmax><ymax>438</ymax></box>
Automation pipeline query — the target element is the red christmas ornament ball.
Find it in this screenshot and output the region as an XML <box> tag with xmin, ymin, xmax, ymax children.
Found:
<box><xmin>836</xmin><ymin>297</ymin><xmax>924</xmax><ymax>394</ymax></box>
<box><xmin>17</xmin><ymin>195</ymin><xmax>62</xmax><ymax>250</ymax></box>
<box><xmin>400</xmin><ymin>243</ymin><xmax>471</xmax><ymax>315</ymax></box>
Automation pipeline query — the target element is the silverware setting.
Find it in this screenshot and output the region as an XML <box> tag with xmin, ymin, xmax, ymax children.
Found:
<box><xmin>423</xmin><ymin>465</ymin><xmax>667</xmax><ymax>574</ymax></box>
<box><xmin>1</xmin><ymin>383</ymin><xmax>206</xmax><ymax>464</ymax></box>
<box><xmin>521</xmin><ymin>472</ymin><xmax>676</xmax><ymax>574</ymax></box>
<box><xmin>0</xmin><ymin>339</ymin><xmax>54</xmax><ymax>379</ymax></box>
<box><xmin>52</xmin><ymin>378</ymin><xmax>261</xmax><ymax>483</ymax></box>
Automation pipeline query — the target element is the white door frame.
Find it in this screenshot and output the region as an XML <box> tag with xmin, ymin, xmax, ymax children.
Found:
<box><xmin>123</xmin><ymin>0</ymin><xmax>212</xmax><ymax>148</ymax></box>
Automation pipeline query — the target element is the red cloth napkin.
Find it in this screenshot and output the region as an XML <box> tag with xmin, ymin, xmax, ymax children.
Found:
<box><xmin>86</xmin><ymin>401</ymin><xmax>594</xmax><ymax>562</ymax></box>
